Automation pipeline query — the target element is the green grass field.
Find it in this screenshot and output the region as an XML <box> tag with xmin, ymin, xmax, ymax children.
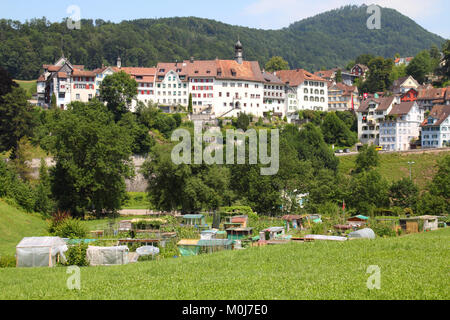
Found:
<box><xmin>0</xmin><ymin>200</ymin><xmax>48</xmax><ymax>257</ymax></box>
<box><xmin>122</xmin><ymin>192</ymin><xmax>150</xmax><ymax>210</ymax></box>
<box><xmin>339</xmin><ymin>150</ymin><xmax>450</xmax><ymax>191</ymax></box>
<box><xmin>0</xmin><ymin>228</ymin><xmax>448</xmax><ymax>300</ymax></box>
<box><xmin>15</xmin><ymin>80</ymin><xmax>37</xmax><ymax>96</ymax></box>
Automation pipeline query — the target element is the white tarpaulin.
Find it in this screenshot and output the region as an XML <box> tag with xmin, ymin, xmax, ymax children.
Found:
<box><xmin>348</xmin><ymin>228</ymin><xmax>376</xmax><ymax>239</ymax></box>
<box><xmin>86</xmin><ymin>246</ymin><xmax>129</xmax><ymax>266</ymax></box>
<box><xmin>304</xmin><ymin>235</ymin><xmax>348</xmax><ymax>241</ymax></box>
<box><xmin>16</xmin><ymin>237</ymin><xmax>68</xmax><ymax>268</ymax></box>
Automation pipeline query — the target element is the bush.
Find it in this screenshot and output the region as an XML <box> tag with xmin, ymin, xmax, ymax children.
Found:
<box><xmin>0</xmin><ymin>255</ymin><xmax>16</xmax><ymax>268</ymax></box>
<box><xmin>65</xmin><ymin>243</ymin><xmax>89</xmax><ymax>267</ymax></box>
<box><xmin>53</xmin><ymin>218</ymin><xmax>88</xmax><ymax>239</ymax></box>
<box><xmin>220</xmin><ymin>206</ymin><xmax>258</xmax><ymax>219</ymax></box>
<box><xmin>369</xmin><ymin>222</ymin><xmax>396</xmax><ymax>238</ymax></box>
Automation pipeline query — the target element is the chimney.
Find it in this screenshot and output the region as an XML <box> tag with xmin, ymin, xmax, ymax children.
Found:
<box><xmin>190</xmin><ymin>57</ymin><xmax>194</xmax><ymax>63</ymax></box>
<box><xmin>117</xmin><ymin>56</ymin><xmax>122</xmax><ymax>69</ymax></box>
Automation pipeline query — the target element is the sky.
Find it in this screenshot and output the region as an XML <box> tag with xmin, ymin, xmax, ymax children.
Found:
<box><xmin>1</xmin><ymin>0</ymin><xmax>449</xmax><ymax>39</ymax></box>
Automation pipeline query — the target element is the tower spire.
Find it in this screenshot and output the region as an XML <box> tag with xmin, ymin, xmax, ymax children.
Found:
<box><xmin>235</xmin><ymin>38</ymin><xmax>243</xmax><ymax>64</ymax></box>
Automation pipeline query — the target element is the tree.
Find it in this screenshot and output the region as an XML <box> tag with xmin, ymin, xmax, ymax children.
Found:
<box><xmin>360</xmin><ymin>57</ymin><xmax>394</xmax><ymax>93</ymax></box>
<box><xmin>389</xmin><ymin>178</ymin><xmax>418</xmax><ymax>209</ymax></box>
<box><xmin>321</xmin><ymin>112</ymin><xmax>357</xmax><ymax>147</ymax></box>
<box><xmin>50</xmin><ymin>94</ymin><xmax>57</xmax><ymax>109</ymax></box>
<box><xmin>406</xmin><ymin>50</ymin><xmax>433</xmax><ymax>84</ymax></box>
<box><xmin>34</xmin><ymin>158</ymin><xmax>55</xmax><ymax>216</ymax></box>
<box><xmin>99</xmin><ymin>71</ymin><xmax>138</xmax><ymax>121</ymax></box>
<box><xmin>354</xmin><ymin>144</ymin><xmax>379</xmax><ymax>174</ymax></box>
<box><xmin>49</xmin><ymin>100</ymin><xmax>135</xmax><ymax>217</ymax></box>
<box><xmin>347</xmin><ymin>170</ymin><xmax>390</xmax><ymax>214</ymax></box>
<box><xmin>441</xmin><ymin>40</ymin><xmax>450</xmax><ymax>79</ymax></box>
<box><xmin>265</xmin><ymin>56</ymin><xmax>289</xmax><ymax>73</ymax></box>
<box><xmin>0</xmin><ymin>67</ymin><xmax>18</xmax><ymax>98</ymax></box>
<box><xmin>429</xmin><ymin>155</ymin><xmax>450</xmax><ymax>212</ymax></box>
<box><xmin>118</xmin><ymin>112</ymin><xmax>154</xmax><ymax>155</ymax></box>
<box><xmin>335</xmin><ymin>69</ymin><xmax>343</xmax><ymax>83</ymax></box>
<box><xmin>0</xmin><ymin>87</ymin><xmax>36</xmax><ymax>158</ymax></box>
<box><xmin>188</xmin><ymin>93</ymin><xmax>193</xmax><ymax>114</ymax></box>
<box><xmin>236</xmin><ymin>113</ymin><xmax>250</xmax><ymax>131</ymax></box>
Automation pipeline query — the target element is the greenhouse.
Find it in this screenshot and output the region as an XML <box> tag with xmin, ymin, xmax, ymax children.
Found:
<box><xmin>86</xmin><ymin>246</ymin><xmax>129</xmax><ymax>266</ymax></box>
<box><xmin>16</xmin><ymin>237</ymin><xmax>68</xmax><ymax>268</ymax></box>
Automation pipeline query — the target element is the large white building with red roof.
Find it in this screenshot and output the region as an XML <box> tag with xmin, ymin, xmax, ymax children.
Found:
<box><xmin>36</xmin><ymin>41</ymin><xmax>331</xmax><ymax>118</ymax></box>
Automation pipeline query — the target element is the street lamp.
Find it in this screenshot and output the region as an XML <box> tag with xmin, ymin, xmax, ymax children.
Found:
<box><xmin>407</xmin><ymin>161</ymin><xmax>415</xmax><ymax>181</ymax></box>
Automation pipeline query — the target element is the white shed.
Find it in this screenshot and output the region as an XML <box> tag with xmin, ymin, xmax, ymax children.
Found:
<box><xmin>16</xmin><ymin>237</ymin><xmax>68</xmax><ymax>268</ymax></box>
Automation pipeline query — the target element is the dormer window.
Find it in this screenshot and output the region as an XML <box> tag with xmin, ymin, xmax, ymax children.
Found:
<box><xmin>159</xmin><ymin>69</ymin><xmax>165</xmax><ymax>73</ymax></box>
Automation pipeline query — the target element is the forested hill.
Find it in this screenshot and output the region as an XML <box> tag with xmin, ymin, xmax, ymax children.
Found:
<box><xmin>0</xmin><ymin>4</ymin><xmax>445</xmax><ymax>80</ymax></box>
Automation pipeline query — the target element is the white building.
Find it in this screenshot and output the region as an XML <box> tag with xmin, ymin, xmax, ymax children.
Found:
<box><xmin>276</xmin><ymin>68</ymin><xmax>328</xmax><ymax>123</ymax></box>
<box><xmin>421</xmin><ymin>105</ymin><xmax>450</xmax><ymax>148</ymax></box>
<box><xmin>379</xmin><ymin>101</ymin><xmax>424</xmax><ymax>151</ymax></box>
<box><xmin>262</xmin><ymin>71</ymin><xmax>287</xmax><ymax>118</ymax></box>
<box><xmin>357</xmin><ymin>96</ymin><xmax>398</xmax><ymax>146</ymax></box>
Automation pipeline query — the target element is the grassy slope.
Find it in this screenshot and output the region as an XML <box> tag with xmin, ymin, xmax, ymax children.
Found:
<box><xmin>0</xmin><ymin>200</ymin><xmax>48</xmax><ymax>257</ymax></box>
<box><xmin>339</xmin><ymin>150</ymin><xmax>450</xmax><ymax>191</ymax></box>
<box><xmin>0</xmin><ymin>228</ymin><xmax>448</xmax><ymax>300</ymax></box>
<box><xmin>15</xmin><ymin>80</ymin><xmax>37</xmax><ymax>96</ymax></box>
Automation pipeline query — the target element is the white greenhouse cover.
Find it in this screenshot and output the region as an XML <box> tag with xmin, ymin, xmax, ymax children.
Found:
<box><xmin>16</xmin><ymin>237</ymin><xmax>68</xmax><ymax>268</ymax></box>
<box><xmin>136</xmin><ymin>246</ymin><xmax>160</xmax><ymax>256</ymax></box>
<box><xmin>86</xmin><ymin>246</ymin><xmax>129</xmax><ymax>266</ymax></box>
<box><xmin>348</xmin><ymin>228</ymin><xmax>376</xmax><ymax>239</ymax></box>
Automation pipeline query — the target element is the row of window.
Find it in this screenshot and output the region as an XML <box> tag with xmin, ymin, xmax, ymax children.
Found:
<box><xmin>222</xmin><ymin>83</ymin><xmax>259</xmax><ymax>89</ymax></box>
<box><xmin>73</xmin><ymin>84</ymin><xmax>94</xmax><ymax>90</ymax></box>
<box><xmin>304</xmin><ymin>89</ymin><xmax>325</xmax><ymax>95</ymax></box>
<box><xmin>304</xmin><ymin>81</ymin><xmax>325</xmax><ymax>87</ymax></box>
<box><xmin>264</xmin><ymin>85</ymin><xmax>284</xmax><ymax>90</ymax></box>
<box><xmin>157</xmin><ymin>83</ymin><xmax>188</xmax><ymax>89</ymax></box>
<box><xmin>304</xmin><ymin>97</ymin><xmax>325</xmax><ymax>102</ymax></box>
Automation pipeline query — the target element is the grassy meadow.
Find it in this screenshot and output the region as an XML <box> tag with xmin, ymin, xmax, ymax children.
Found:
<box><xmin>339</xmin><ymin>150</ymin><xmax>450</xmax><ymax>191</ymax></box>
<box><xmin>0</xmin><ymin>228</ymin><xmax>448</xmax><ymax>300</ymax></box>
<box><xmin>0</xmin><ymin>200</ymin><xmax>48</xmax><ymax>257</ymax></box>
<box><xmin>15</xmin><ymin>80</ymin><xmax>37</xmax><ymax>97</ymax></box>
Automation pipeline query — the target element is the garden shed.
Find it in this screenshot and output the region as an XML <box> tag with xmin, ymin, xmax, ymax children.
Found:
<box><xmin>226</xmin><ymin>228</ymin><xmax>254</xmax><ymax>241</ymax></box>
<box><xmin>418</xmin><ymin>216</ymin><xmax>439</xmax><ymax>231</ymax></box>
<box><xmin>282</xmin><ymin>215</ymin><xmax>306</xmax><ymax>231</ymax></box>
<box><xmin>201</xmin><ymin>229</ymin><xmax>218</xmax><ymax>240</ymax></box>
<box><xmin>262</xmin><ymin>227</ymin><xmax>285</xmax><ymax>240</ymax></box>
<box><xmin>348</xmin><ymin>215</ymin><xmax>369</xmax><ymax>226</ymax></box>
<box><xmin>182</xmin><ymin>215</ymin><xmax>207</xmax><ymax>228</ymax></box>
<box><xmin>86</xmin><ymin>246</ymin><xmax>129</xmax><ymax>266</ymax></box>
<box><xmin>16</xmin><ymin>237</ymin><xmax>68</xmax><ymax>268</ymax></box>
<box><xmin>348</xmin><ymin>228</ymin><xmax>376</xmax><ymax>240</ymax></box>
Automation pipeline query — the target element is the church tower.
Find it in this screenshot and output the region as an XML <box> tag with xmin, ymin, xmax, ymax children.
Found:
<box><xmin>235</xmin><ymin>39</ymin><xmax>243</xmax><ymax>64</ymax></box>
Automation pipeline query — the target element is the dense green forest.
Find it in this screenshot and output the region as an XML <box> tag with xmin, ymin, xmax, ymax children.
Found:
<box><xmin>0</xmin><ymin>5</ymin><xmax>445</xmax><ymax>80</ymax></box>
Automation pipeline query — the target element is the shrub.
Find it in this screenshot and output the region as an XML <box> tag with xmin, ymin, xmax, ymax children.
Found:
<box><xmin>48</xmin><ymin>210</ymin><xmax>71</xmax><ymax>234</ymax></box>
<box><xmin>65</xmin><ymin>243</ymin><xmax>89</xmax><ymax>267</ymax></box>
<box><xmin>0</xmin><ymin>255</ymin><xmax>16</xmax><ymax>268</ymax></box>
<box><xmin>220</xmin><ymin>206</ymin><xmax>258</xmax><ymax>219</ymax></box>
<box><xmin>53</xmin><ymin>218</ymin><xmax>88</xmax><ymax>239</ymax></box>
<box><xmin>369</xmin><ymin>221</ymin><xmax>396</xmax><ymax>238</ymax></box>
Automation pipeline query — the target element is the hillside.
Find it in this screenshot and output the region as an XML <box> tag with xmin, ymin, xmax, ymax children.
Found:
<box><xmin>339</xmin><ymin>150</ymin><xmax>450</xmax><ymax>191</ymax></box>
<box><xmin>0</xmin><ymin>200</ymin><xmax>48</xmax><ymax>256</ymax></box>
<box><xmin>0</xmin><ymin>5</ymin><xmax>445</xmax><ymax>80</ymax></box>
<box><xmin>0</xmin><ymin>228</ymin><xmax>448</xmax><ymax>299</ymax></box>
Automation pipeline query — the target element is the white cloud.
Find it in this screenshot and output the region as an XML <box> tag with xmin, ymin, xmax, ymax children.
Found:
<box><xmin>243</xmin><ymin>0</ymin><xmax>444</xmax><ymax>29</ymax></box>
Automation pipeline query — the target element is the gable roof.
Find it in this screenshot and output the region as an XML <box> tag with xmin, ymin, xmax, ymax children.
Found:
<box><xmin>417</xmin><ymin>87</ymin><xmax>447</xmax><ymax>101</ymax></box>
<box><xmin>262</xmin><ymin>71</ymin><xmax>284</xmax><ymax>85</ymax></box>
<box><xmin>276</xmin><ymin>69</ymin><xmax>326</xmax><ymax>87</ymax></box>
<box><xmin>421</xmin><ymin>105</ymin><xmax>450</xmax><ymax>127</ymax></box>
<box><xmin>215</xmin><ymin>60</ymin><xmax>265</xmax><ymax>82</ymax></box>
<box><xmin>358</xmin><ymin>96</ymin><xmax>395</xmax><ymax>112</ymax></box>
<box><xmin>389</xmin><ymin>101</ymin><xmax>417</xmax><ymax>116</ymax></box>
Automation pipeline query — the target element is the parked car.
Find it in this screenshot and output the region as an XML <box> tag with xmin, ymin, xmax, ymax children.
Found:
<box><xmin>344</xmin><ymin>149</ymin><xmax>350</xmax><ymax>153</ymax></box>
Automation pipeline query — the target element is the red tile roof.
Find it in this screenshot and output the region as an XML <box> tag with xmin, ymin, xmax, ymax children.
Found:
<box><xmin>276</xmin><ymin>69</ymin><xmax>326</xmax><ymax>87</ymax></box>
<box><xmin>358</xmin><ymin>96</ymin><xmax>395</xmax><ymax>112</ymax></box>
<box><xmin>389</xmin><ymin>101</ymin><xmax>416</xmax><ymax>116</ymax></box>
<box><xmin>421</xmin><ymin>105</ymin><xmax>450</xmax><ymax>127</ymax></box>
<box><xmin>215</xmin><ymin>60</ymin><xmax>265</xmax><ymax>82</ymax></box>
<box><xmin>417</xmin><ymin>87</ymin><xmax>446</xmax><ymax>101</ymax></box>
<box><xmin>57</xmin><ymin>72</ymin><xmax>68</xmax><ymax>79</ymax></box>
<box><xmin>72</xmin><ymin>70</ymin><xmax>96</xmax><ymax>77</ymax></box>
<box><xmin>262</xmin><ymin>71</ymin><xmax>284</xmax><ymax>85</ymax></box>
